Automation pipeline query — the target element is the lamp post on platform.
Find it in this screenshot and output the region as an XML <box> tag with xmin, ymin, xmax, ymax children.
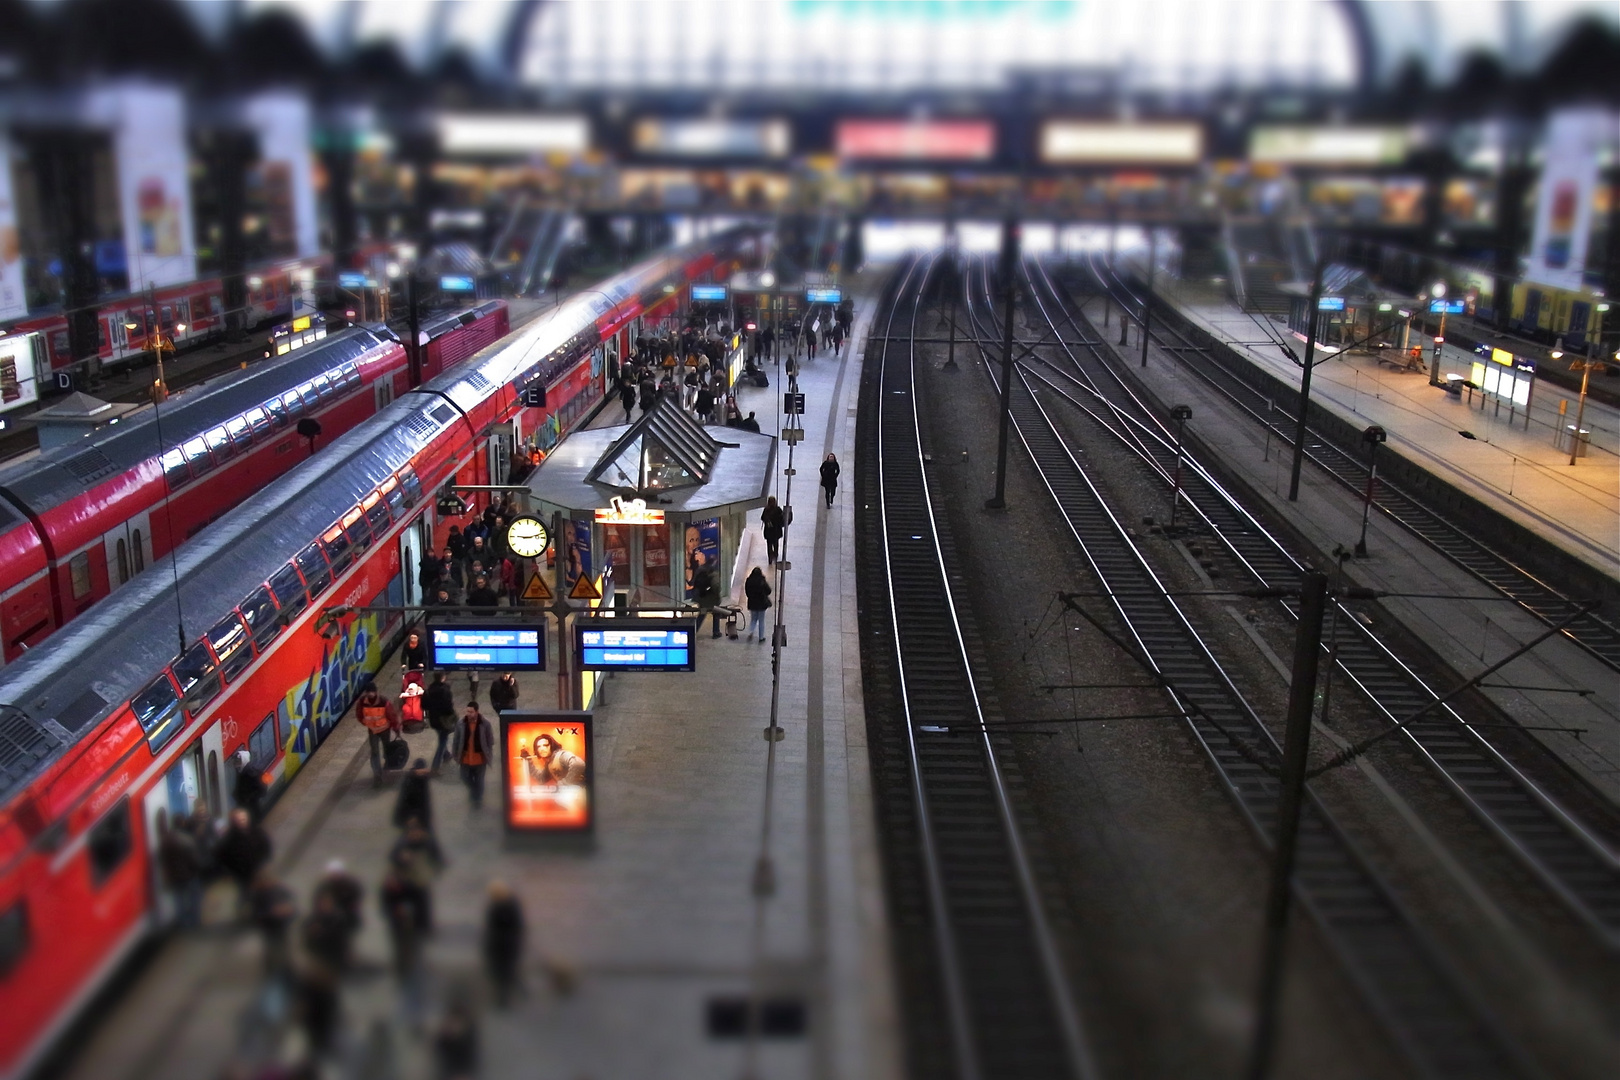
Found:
<box><xmin>1354</xmin><ymin>425</ymin><xmax>1386</xmax><ymax>557</ymax></box>
<box><xmin>1286</xmin><ymin>263</ymin><xmax>1326</xmax><ymax>502</ymax></box>
<box><xmin>1427</xmin><ymin>280</ymin><xmax>1448</xmax><ymax>387</ymax></box>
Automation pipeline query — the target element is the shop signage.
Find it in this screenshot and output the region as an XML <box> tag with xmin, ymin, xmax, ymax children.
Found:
<box><xmin>576</xmin><ymin>619</ymin><xmax>697</xmax><ymax>672</ymax></box>
<box><xmin>429</xmin><ymin>623</ymin><xmax>546</xmax><ymax>670</ymax></box>
<box><xmin>502</xmin><ymin>710</ymin><xmax>593</xmax><ymax>834</ymax></box>
<box><xmin>594</xmin><ymin>496</ymin><xmax>665</xmax><ymax>526</ymax></box>
<box><xmin>805</xmin><ymin>287</ymin><xmax>843</xmax><ymax>304</ymax></box>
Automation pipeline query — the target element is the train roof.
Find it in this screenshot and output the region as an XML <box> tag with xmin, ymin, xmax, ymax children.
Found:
<box><xmin>0</xmin><ymin>390</ymin><xmax>460</xmax><ymax>807</ymax></box>
<box><xmin>0</xmin><ymin>327</ymin><xmax>387</xmax><ymax>514</ymax></box>
<box><xmin>418</xmin><ymin>299</ymin><xmax>506</xmax><ymax>344</ymax></box>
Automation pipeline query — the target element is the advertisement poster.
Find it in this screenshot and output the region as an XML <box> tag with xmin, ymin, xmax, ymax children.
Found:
<box><xmin>642</xmin><ymin>523</ymin><xmax>670</xmax><ymax>588</ymax></box>
<box><xmin>684</xmin><ymin>517</ymin><xmax>721</xmax><ymax>599</ymax></box>
<box><xmin>245</xmin><ymin>94</ymin><xmax>319</xmax><ymax>259</ymax></box>
<box><xmin>0</xmin><ymin>133</ymin><xmax>25</xmax><ymax>322</ymax></box>
<box><xmin>568</xmin><ymin>518</ymin><xmax>593</xmax><ymax>585</ymax></box>
<box><xmin>504</xmin><ymin>712</ymin><xmax>593</xmax><ymax>833</ymax></box>
<box><xmin>603</xmin><ymin>524</ymin><xmax>630</xmax><ymax>579</ymax></box>
<box><xmin>92</xmin><ymin>85</ymin><xmax>196</xmax><ymax>289</ymax></box>
<box><xmin>1525</xmin><ymin>108</ymin><xmax>1611</xmax><ymax>292</ymax></box>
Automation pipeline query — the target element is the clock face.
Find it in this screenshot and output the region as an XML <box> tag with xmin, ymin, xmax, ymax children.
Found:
<box><xmin>506</xmin><ymin>516</ymin><xmax>550</xmax><ymax>558</ymax></box>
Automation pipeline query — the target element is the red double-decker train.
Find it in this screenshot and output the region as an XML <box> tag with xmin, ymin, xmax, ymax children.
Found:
<box><xmin>0</xmin><ymin>229</ymin><xmax>756</xmax><ymax>1075</ymax></box>
<box><xmin>0</xmin><ymin>300</ymin><xmax>510</xmax><ymax>668</ymax></box>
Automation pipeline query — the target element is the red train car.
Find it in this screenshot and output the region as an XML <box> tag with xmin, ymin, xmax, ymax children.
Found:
<box><xmin>4</xmin><ymin>254</ymin><xmax>333</xmax><ymax>380</ymax></box>
<box><xmin>417</xmin><ymin>299</ymin><xmax>511</xmax><ymax>381</ymax></box>
<box><xmin>0</xmin><ymin>302</ymin><xmax>505</xmax><ymax>668</ymax></box>
<box><xmin>0</xmin><ymin>227</ymin><xmax>760</xmax><ymax>1075</ymax></box>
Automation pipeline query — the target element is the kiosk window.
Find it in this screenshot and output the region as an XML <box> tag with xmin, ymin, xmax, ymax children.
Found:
<box><xmin>0</xmin><ymin>903</ymin><xmax>27</xmax><ymax>978</ymax></box>
<box><xmin>294</xmin><ymin>544</ymin><xmax>331</xmax><ymax>596</ymax></box>
<box><xmin>87</xmin><ymin>798</ymin><xmax>132</xmax><ymax>885</ymax></box>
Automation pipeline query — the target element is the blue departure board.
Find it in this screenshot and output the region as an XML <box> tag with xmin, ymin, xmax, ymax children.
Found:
<box><xmin>431</xmin><ymin>624</ymin><xmax>545</xmax><ymax>670</ymax></box>
<box><xmin>692</xmin><ymin>284</ymin><xmax>728</xmax><ymax>301</ymax></box>
<box><xmin>576</xmin><ymin>621</ymin><xmax>697</xmax><ymax>672</ymax></box>
<box><xmin>805</xmin><ymin>287</ymin><xmax>843</xmax><ymax>304</ymax></box>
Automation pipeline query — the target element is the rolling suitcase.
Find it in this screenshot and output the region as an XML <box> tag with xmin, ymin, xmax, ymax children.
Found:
<box><xmin>384</xmin><ymin>733</ymin><xmax>410</xmax><ymax>771</ymax></box>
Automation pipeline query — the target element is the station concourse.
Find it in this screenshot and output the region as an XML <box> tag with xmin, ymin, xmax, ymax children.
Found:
<box><xmin>52</xmin><ymin>275</ymin><xmax>902</xmax><ymax>1080</ymax></box>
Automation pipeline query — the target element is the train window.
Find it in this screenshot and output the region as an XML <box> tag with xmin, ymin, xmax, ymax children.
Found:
<box><xmin>281</xmin><ymin>389</ymin><xmax>302</xmax><ymax>417</ymax></box>
<box><xmin>264</xmin><ymin>397</ymin><xmax>287</xmax><ymax>429</ymax></box>
<box><xmin>294</xmin><ymin>544</ymin><xmax>331</xmax><ymax>596</ymax></box>
<box><xmin>381</xmin><ymin>478</ymin><xmax>405</xmax><ymax>517</ymax></box>
<box><xmin>177</xmin><ymin>298</ymin><xmax>190</xmax><ymax>324</ymax></box>
<box><xmin>0</xmin><ymin>903</ymin><xmax>27</xmax><ymax>979</ymax></box>
<box><xmin>116</xmin><ymin>539</ymin><xmax>129</xmax><ymax>585</ymax></box>
<box><xmin>345</xmin><ymin>516</ymin><xmax>372</xmax><ymax>553</ymax></box>
<box><xmin>225</xmin><ymin>415</ymin><xmax>251</xmax><ymax>448</ymax></box>
<box><xmin>206</xmin><ymin>613</ymin><xmax>254</xmax><ymax>683</ymax></box>
<box><xmin>132</xmin><ymin>676</ymin><xmax>183</xmax><ymax>753</ymax></box>
<box><xmin>182</xmin><ymin>437</ymin><xmax>214</xmax><ymax>477</ymax></box>
<box><xmin>295</xmin><ymin>381</ymin><xmax>316</xmax><ymax>407</ymax></box>
<box><xmin>239</xmin><ymin>586</ymin><xmax>283</xmax><ymax>649</ymax></box>
<box><xmin>160</xmin><ymin>448</ymin><xmax>190</xmax><ymax>487</ymax></box>
<box><xmin>245</xmin><ymin>407</ymin><xmax>270</xmax><ymax>438</ymax></box>
<box><xmin>364</xmin><ymin>497</ymin><xmax>391</xmax><ymax>536</ymax></box>
<box><xmin>267</xmin><ymin>564</ymin><xmax>308</xmax><ymax>622</ymax></box>
<box><xmin>248</xmin><ymin>715</ymin><xmax>277</xmax><ymax>773</ymax></box>
<box><xmin>210</xmin><ymin>295</ymin><xmax>223</xmax><ymax>315</ymax></box>
<box><xmin>69</xmin><ymin>553</ymin><xmax>92</xmax><ymax>600</ymax></box>
<box><xmin>172</xmin><ymin>641</ymin><xmax>222</xmax><ymax>716</ymax></box>
<box><xmin>204</xmin><ymin>427</ymin><xmax>233</xmax><ymax>462</ymax></box>
<box><xmin>312</xmin><ymin>374</ymin><xmax>331</xmax><ymax>402</ymax></box>
<box><xmin>341</xmin><ymin>361</ymin><xmax>361</xmax><ymax>390</ymax></box>
<box><xmin>321</xmin><ymin>526</ymin><xmax>352</xmax><ymax>574</ymax></box>
<box><xmin>160</xmin><ymin>306</ymin><xmax>173</xmax><ymax>330</ymax></box>
<box><xmin>87</xmin><ymin>798</ymin><xmax>132</xmax><ymax>886</ymax></box>
<box><xmin>132</xmin><ymin>529</ymin><xmax>145</xmax><ymax>572</ymax></box>
<box><xmin>400</xmin><ymin>469</ymin><xmax>422</xmax><ymax>506</ymax></box>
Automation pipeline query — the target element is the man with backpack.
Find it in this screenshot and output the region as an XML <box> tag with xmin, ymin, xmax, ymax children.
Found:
<box><xmin>424</xmin><ymin>673</ymin><xmax>457</xmax><ymax>772</ymax></box>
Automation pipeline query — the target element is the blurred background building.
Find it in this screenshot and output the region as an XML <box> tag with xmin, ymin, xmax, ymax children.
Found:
<box><xmin>0</xmin><ymin>0</ymin><xmax>1616</xmax><ymax>403</ymax></box>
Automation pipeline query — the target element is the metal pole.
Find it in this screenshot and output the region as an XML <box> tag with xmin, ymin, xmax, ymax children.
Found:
<box><xmin>1355</xmin><ymin>445</ymin><xmax>1376</xmax><ymax>557</ymax></box>
<box><xmin>946</xmin><ymin>258</ymin><xmax>959</xmax><ymax>369</ymax></box>
<box><xmin>1169</xmin><ymin>405</ymin><xmax>1192</xmax><ymax>533</ymax></box>
<box><xmin>1287</xmin><ymin>269</ymin><xmax>1325</xmax><ymax>502</ymax></box>
<box><xmin>1430</xmin><ymin>309</ymin><xmax>1448</xmax><ymax>386</ymax></box>
<box><xmin>1568</xmin><ymin>361</ymin><xmax>1591</xmax><ymax>466</ymax></box>
<box><xmin>987</xmin><ymin>217</ymin><xmax>1019</xmax><ymax>510</ymax></box>
<box><xmin>406</xmin><ymin>274</ymin><xmax>423</xmax><ymax>388</ymax></box>
<box><xmin>1245</xmin><ymin>572</ymin><xmax>1329</xmax><ymax>1080</ymax></box>
<box><xmin>1141</xmin><ymin>226</ymin><xmax>1157</xmax><ymax>369</ymax></box>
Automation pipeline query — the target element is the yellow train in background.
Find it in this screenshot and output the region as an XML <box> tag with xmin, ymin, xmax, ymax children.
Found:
<box><xmin>1508</xmin><ymin>280</ymin><xmax>1607</xmax><ymax>346</ymax></box>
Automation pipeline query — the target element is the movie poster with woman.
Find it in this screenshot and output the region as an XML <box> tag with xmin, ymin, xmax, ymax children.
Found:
<box><xmin>504</xmin><ymin>713</ymin><xmax>593</xmax><ymax>833</ymax></box>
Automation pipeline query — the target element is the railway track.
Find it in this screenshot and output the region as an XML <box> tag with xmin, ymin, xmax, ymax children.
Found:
<box><xmin>1076</xmin><ymin>256</ymin><xmax>1620</xmax><ymax>674</ymax></box>
<box><xmin>1010</xmin><ymin>257</ymin><xmax>1620</xmax><ymax>949</ymax></box>
<box><xmin>954</xmin><ymin>255</ymin><xmax>1537</xmax><ymax>1079</ymax></box>
<box><xmin>854</xmin><ymin>256</ymin><xmax>1097</xmax><ymax>1080</ymax></box>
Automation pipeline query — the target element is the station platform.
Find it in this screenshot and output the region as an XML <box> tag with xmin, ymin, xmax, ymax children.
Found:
<box><xmin>1063</xmin><ymin>279</ymin><xmax>1620</xmax><ymax>806</ymax></box>
<box><xmin>1151</xmin><ymin>277</ymin><xmax>1618</xmax><ymax>582</ymax></box>
<box><xmin>52</xmin><ymin>274</ymin><xmax>902</xmax><ymax>1080</ymax></box>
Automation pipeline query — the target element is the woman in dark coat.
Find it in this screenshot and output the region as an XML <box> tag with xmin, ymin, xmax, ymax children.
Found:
<box><xmin>819</xmin><ymin>453</ymin><xmax>840</xmax><ymax>507</ymax></box>
<box><xmin>744</xmin><ymin>567</ymin><xmax>772</xmax><ymax>644</ymax></box>
<box><xmin>760</xmin><ymin>496</ymin><xmax>785</xmax><ymax>565</ymax></box>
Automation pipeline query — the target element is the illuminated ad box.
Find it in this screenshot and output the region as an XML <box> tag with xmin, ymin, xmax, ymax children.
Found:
<box><xmin>1249</xmin><ymin>126</ymin><xmax>1407</xmax><ymax>166</ymax></box>
<box><xmin>576</xmin><ymin>618</ymin><xmax>697</xmax><ymax>672</ymax></box>
<box><xmin>1040</xmin><ymin>122</ymin><xmax>1203</xmax><ymax>164</ymax></box>
<box><xmin>633</xmin><ymin>119</ymin><xmax>791</xmax><ymax>159</ymax></box>
<box><xmin>430</xmin><ymin>622</ymin><xmax>546</xmax><ymax>670</ymax></box>
<box><xmin>503</xmin><ymin>711</ymin><xmax>593</xmax><ymax>834</ymax></box>
<box><xmin>835</xmin><ymin>120</ymin><xmax>995</xmax><ymax>161</ymax></box>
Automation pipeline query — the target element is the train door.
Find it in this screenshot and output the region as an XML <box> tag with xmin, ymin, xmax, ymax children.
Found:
<box><xmin>139</xmin><ymin>738</ymin><xmax>201</xmax><ymax>918</ymax></box>
<box><xmin>1523</xmin><ymin>289</ymin><xmax>1542</xmax><ymax>330</ymax></box>
<box><xmin>488</xmin><ymin>422</ymin><xmax>516</xmax><ymax>489</ymax></box>
<box><xmin>102</xmin><ymin>510</ymin><xmax>152</xmax><ymax>587</ymax></box>
<box><xmin>1570</xmin><ymin>301</ymin><xmax>1590</xmax><ymax>339</ymax></box>
<box><xmin>398</xmin><ymin>517</ymin><xmax>431</xmax><ymax>608</ymax></box>
<box><xmin>103</xmin><ymin>315</ymin><xmax>129</xmax><ymax>361</ymax></box>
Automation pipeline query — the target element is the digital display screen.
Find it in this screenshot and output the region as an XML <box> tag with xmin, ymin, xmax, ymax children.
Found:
<box><xmin>338</xmin><ymin>272</ymin><xmax>369</xmax><ymax>290</ymax></box>
<box><xmin>576</xmin><ymin>620</ymin><xmax>696</xmax><ymax>672</ymax></box>
<box><xmin>441</xmin><ymin>275</ymin><xmax>477</xmax><ymax>293</ymax></box>
<box><xmin>1317</xmin><ymin>296</ymin><xmax>1346</xmax><ymax>311</ymax></box>
<box><xmin>691</xmin><ymin>284</ymin><xmax>728</xmax><ymax>301</ymax></box>
<box><xmin>805</xmin><ymin>287</ymin><xmax>843</xmax><ymax>304</ymax></box>
<box><xmin>503</xmin><ymin>712</ymin><xmax>593</xmax><ymax>833</ymax></box>
<box><xmin>431</xmin><ymin>624</ymin><xmax>546</xmax><ymax>670</ymax></box>
<box><xmin>1429</xmin><ymin>299</ymin><xmax>1466</xmax><ymax>314</ymax></box>
<box><xmin>837</xmin><ymin>120</ymin><xmax>995</xmax><ymax>161</ymax></box>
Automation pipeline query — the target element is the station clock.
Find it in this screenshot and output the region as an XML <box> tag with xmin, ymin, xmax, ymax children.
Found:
<box><xmin>505</xmin><ymin>515</ymin><xmax>550</xmax><ymax>559</ymax></box>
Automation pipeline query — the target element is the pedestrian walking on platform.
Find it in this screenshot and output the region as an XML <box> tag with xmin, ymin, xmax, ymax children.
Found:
<box><xmin>401</xmin><ymin>629</ymin><xmax>428</xmax><ymax>672</ymax></box>
<box><xmin>761</xmin><ymin>496</ymin><xmax>785</xmax><ymax>565</ymax></box>
<box><xmin>302</xmin><ymin>888</ymin><xmax>353</xmax><ymax>975</ymax></box>
<box><xmin>159</xmin><ymin>812</ymin><xmax>203</xmax><ymax>929</ymax></box>
<box><xmin>356</xmin><ymin>681</ymin><xmax>403</xmax><ymax>785</ymax></box>
<box><xmin>380</xmin><ymin>868</ymin><xmax>429</xmax><ymax>1028</ymax></box>
<box><xmin>692</xmin><ymin>558</ymin><xmax>722</xmax><ymax>639</ymax></box>
<box><xmin>231</xmin><ymin>748</ymin><xmax>266</xmax><ymax>823</ymax></box>
<box><xmin>390</xmin><ymin>818</ymin><xmax>445</xmax><ymax>932</ymax></box>
<box><xmin>490</xmin><ymin>673</ymin><xmax>519</xmax><ymax>718</ymax></box>
<box><xmin>819</xmin><ymin>452</ymin><xmax>841</xmax><ymax>507</ymax></box>
<box><xmin>745</xmin><ymin>567</ymin><xmax>772</xmax><ymax>644</ymax></box>
<box><xmin>314</xmin><ymin>858</ymin><xmax>364</xmax><ymax>943</ymax></box>
<box><xmin>620</xmin><ymin>380</ymin><xmax>636</xmax><ymax>423</ymax></box>
<box><xmin>452</xmin><ymin>703</ymin><xmax>496</xmax><ymax>811</ymax></box>
<box><xmin>216</xmin><ymin>808</ymin><xmax>272</xmax><ymax>914</ymax></box>
<box><xmin>394</xmin><ymin>759</ymin><xmax>434</xmax><ymax>831</ymax></box>
<box><xmin>425</xmin><ymin>674</ymin><xmax>457</xmax><ymax>771</ymax></box>
<box><xmin>483</xmin><ymin>881</ymin><xmax>525</xmax><ymax>1008</ymax></box>
<box><xmin>248</xmin><ymin>869</ymin><xmax>297</xmax><ymax>978</ymax></box>
<box><xmin>433</xmin><ymin>996</ymin><xmax>480</xmax><ymax>1080</ymax></box>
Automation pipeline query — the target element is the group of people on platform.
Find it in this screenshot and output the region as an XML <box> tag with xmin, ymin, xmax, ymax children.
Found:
<box><xmin>419</xmin><ymin>494</ymin><xmax>530</xmax><ymax>613</ymax></box>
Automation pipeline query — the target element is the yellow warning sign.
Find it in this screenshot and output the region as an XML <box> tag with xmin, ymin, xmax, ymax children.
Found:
<box><xmin>521</xmin><ymin>573</ymin><xmax>553</xmax><ymax>602</ymax></box>
<box><xmin>568</xmin><ymin>574</ymin><xmax>602</xmax><ymax>601</ymax></box>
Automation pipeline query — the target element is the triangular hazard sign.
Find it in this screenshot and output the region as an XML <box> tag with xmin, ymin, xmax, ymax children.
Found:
<box><xmin>568</xmin><ymin>573</ymin><xmax>601</xmax><ymax>601</ymax></box>
<box><xmin>521</xmin><ymin>573</ymin><xmax>552</xmax><ymax>601</ymax></box>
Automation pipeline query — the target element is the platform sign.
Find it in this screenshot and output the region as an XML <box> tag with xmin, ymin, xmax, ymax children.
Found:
<box><xmin>576</xmin><ymin>619</ymin><xmax>696</xmax><ymax>672</ymax></box>
<box><xmin>441</xmin><ymin>274</ymin><xmax>477</xmax><ymax>293</ymax></box>
<box><xmin>502</xmin><ymin>710</ymin><xmax>593</xmax><ymax>834</ymax></box>
<box><xmin>338</xmin><ymin>271</ymin><xmax>370</xmax><ymax>290</ymax></box>
<box><xmin>783</xmin><ymin>392</ymin><xmax>805</xmax><ymax>415</ymax></box>
<box><xmin>430</xmin><ymin>622</ymin><xmax>545</xmax><ymax>670</ymax></box>
<box><xmin>805</xmin><ymin>287</ymin><xmax>842</xmax><ymax>304</ymax></box>
<box><xmin>1317</xmin><ymin>296</ymin><xmax>1346</xmax><ymax>312</ymax></box>
<box><xmin>692</xmin><ymin>284</ymin><xmax>728</xmax><ymax>302</ymax></box>
<box><xmin>1428</xmin><ymin>299</ymin><xmax>1466</xmax><ymax>315</ymax></box>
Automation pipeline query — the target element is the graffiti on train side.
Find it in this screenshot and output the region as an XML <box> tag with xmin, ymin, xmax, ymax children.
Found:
<box><xmin>279</xmin><ymin>615</ymin><xmax>383</xmax><ymax>780</ymax></box>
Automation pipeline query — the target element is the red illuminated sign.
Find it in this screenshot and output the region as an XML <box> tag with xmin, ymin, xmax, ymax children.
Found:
<box><xmin>836</xmin><ymin>120</ymin><xmax>995</xmax><ymax>161</ymax></box>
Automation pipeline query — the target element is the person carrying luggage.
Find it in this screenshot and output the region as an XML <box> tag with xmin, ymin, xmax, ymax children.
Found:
<box><xmin>356</xmin><ymin>681</ymin><xmax>403</xmax><ymax>785</ymax></box>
